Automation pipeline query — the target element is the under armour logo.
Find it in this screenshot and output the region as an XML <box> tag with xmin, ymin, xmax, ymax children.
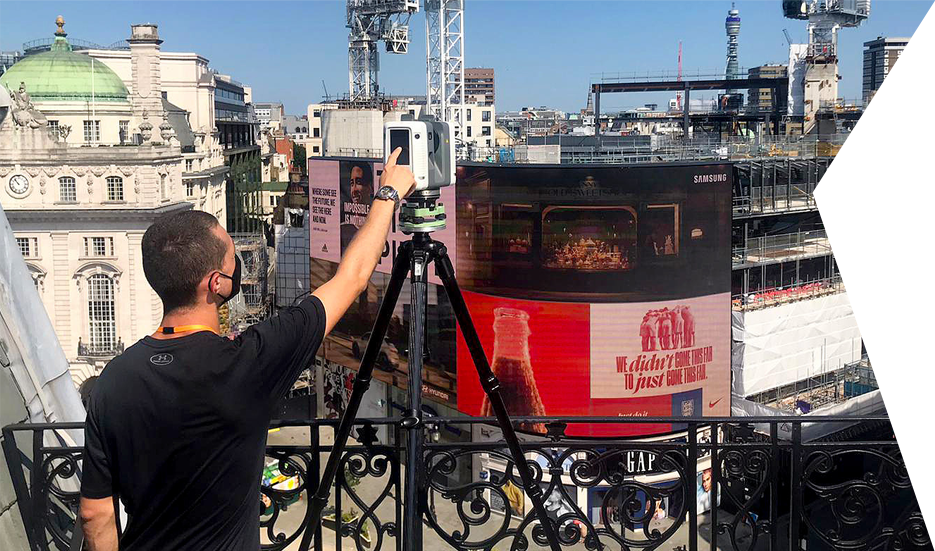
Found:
<box><xmin>150</xmin><ymin>353</ymin><xmax>174</xmax><ymax>366</ymax></box>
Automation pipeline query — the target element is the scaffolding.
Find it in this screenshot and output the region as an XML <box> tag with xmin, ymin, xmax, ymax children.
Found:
<box><xmin>748</xmin><ymin>355</ymin><xmax>876</xmax><ymax>414</ymax></box>
<box><xmin>732</xmin><ymin>214</ymin><xmax>935</xmax><ymax>268</ymax></box>
<box><xmin>227</xmin><ymin>233</ymin><xmax>271</xmax><ymax>332</ymax></box>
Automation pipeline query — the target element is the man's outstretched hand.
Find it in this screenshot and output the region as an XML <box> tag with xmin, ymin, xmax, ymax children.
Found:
<box><xmin>381</xmin><ymin>147</ymin><xmax>416</xmax><ymax>199</ymax></box>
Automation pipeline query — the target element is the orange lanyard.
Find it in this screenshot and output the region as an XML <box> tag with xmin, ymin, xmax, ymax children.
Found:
<box><xmin>156</xmin><ymin>324</ymin><xmax>219</xmax><ymax>335</ymax></box>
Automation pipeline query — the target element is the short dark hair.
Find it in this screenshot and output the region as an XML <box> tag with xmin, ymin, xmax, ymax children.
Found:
<box><xmin>142</xmin><ymin>210</ymin><xmax>228</xmax><ymax>313</ymax></box>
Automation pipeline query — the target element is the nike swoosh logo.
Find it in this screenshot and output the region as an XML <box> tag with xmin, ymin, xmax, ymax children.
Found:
<box><xmin>708</xmin><ymin>398</ymin><xmax>723</xmax><ymax>408</ymax></box>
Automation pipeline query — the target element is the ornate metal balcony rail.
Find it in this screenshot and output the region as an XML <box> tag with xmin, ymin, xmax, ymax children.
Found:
<box><xmin>3</xmin><ymin>415</ymin><xmax>929</xmax><ymax>551</ymax></box>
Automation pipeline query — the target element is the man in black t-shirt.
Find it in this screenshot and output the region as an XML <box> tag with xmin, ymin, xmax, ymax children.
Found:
<box><xmin>78</xmin><ymin>149</ymin><xmax>414</xmax><ymax>551</ymax></box>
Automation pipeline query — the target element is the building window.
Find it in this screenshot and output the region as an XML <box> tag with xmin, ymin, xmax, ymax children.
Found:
<box><xmin>84</xmin><ymin>237</ymin><xmax>114</xmax><ymax>257</ymax></box>
<box><xmin>467</xmin><ymin>126</ymin><xmax>472</xmax><ymax>137</ymax></box>
<box><xmin>467</xmin><ymin>110</ymin><xmax>472</xmax><ymax>122</ymax></box>
<box><xmin>185</xmin><ymin>159</ymin><xmax>193</xmax><ymax>172</ymax></box>
<box><xmin>119</xmin><ymin>120</ymin><xmax>129</xmax><ymax>143</ymax></box>
<box><xmin>186</xmin><ymin>182</ymin><xmax>195</xmax><ymax>197</ymax></box>
<box><xmin>48</xmin><ymin>120</ymin><xmax>60</xmax><ymax>134</ymax></box>
<box><xmin>106</xmin><ymin>176</ymin><xmax>124</xmax><ymax>201</ymax></box>
<box><xmin>16</xmin><ymin>237</ymin><xmax>38</xmax><ymax>259</ymax></box>
<box><xmin>313</xmin><ymin>110</ymin><xmax>321</xmax><ymax>117</ymax></box>
<box><xmin>270</xmin><ymin>195</ymin><xmax>276</xmax><ymax>206</ymax></box>
<box><xmin>59</xmin><ymin>177</ymin><xmax>77</xmax><ymax>203</ymax></box>
<box><xmin>161</xmin><ymin>174</ymin><xmax>168</xmax><ymax>199</ymax></box>
<box><xmin>486</xmin><ymin>139</ymin><xmax>492</xmax><ymax>147</ymax></box>
<box><xmin>482</xmin><ymin>126</ymin><xmax>492</xmax><ymax>136</ymax></box>
<box><xmin>313</xmin><ymin>146</ymin><xmax>320</xmax><ymax>153</ymax></box>
<box><xmin>482</xmin><ymin>111</ymin><xmax>491</xmax><ymax>122</ymax></box>
<box><xmin>87</xmin><ymin>274</ymin><xmax>116</xmax><ymax>352</ymax></box>
<box><xmin>83</xmin><ymin>120</ymin><xmax>101</xmax><ymax>143</ymax></box>
<box><xmin>313</xmin><ymin>128</ymin><xmax>320</xmax><ymax>138</ymax></box>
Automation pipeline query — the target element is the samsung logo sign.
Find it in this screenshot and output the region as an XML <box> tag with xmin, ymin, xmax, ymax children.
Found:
<box><xmin>693</xmin><ymin>174</ymin><xmax>728</xmax><ymax>184</ymax></box>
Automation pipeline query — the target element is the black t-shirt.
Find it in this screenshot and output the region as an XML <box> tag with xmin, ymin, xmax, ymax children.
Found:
<box><xmin>81</xmin><ymin>296</ymin><xmax>326</xmax><ymax>551</ymax></box>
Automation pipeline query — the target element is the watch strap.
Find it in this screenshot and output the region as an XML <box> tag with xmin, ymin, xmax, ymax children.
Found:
<box><xmin>375</xmin><ymin>185</ymin><xmax>400</xmax><ymax>210</ymax></box>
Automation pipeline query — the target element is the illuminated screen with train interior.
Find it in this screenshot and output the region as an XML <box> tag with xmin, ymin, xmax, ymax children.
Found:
<box><xmin>454</xmin><ymin>162</ymin><xmax>733</xmax><ymax>436</ymax></box>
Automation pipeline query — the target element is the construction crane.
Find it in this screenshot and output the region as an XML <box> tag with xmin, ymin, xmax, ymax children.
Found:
<box><xmin>346</xmin><ymin>0</ymin><xmax>419</xmax><ymax>102</ymax></box>
<box><xmin>676</xmin><ymin>41</ymin><xmax>683</xmax><ymax>111</ymax></box>
<box><xmin>425</xmin><ymin>0</ymin><xmax>465</xmax><ymax>141</ymax></box>
<box><xmin>782</xmin><ymin>0</ymin><xmax>870</xmax><ymax>59</ymax></box>
<box><xmin>783</xmin><ymin>28</ymin><xmax>794</xmax><ymax>46</ymax></box>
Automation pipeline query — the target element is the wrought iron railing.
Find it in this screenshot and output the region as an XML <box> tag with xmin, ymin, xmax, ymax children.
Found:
<box><xmin>3</xmin><ymin>416</ymin><xmax>928</xmax><ymax>551</ymax></box>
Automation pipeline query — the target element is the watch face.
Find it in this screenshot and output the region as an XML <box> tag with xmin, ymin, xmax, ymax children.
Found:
<box><xmin>9</xmin><ymin>175</ymin><xmax>29</xmax><ymax>195</ymax></box>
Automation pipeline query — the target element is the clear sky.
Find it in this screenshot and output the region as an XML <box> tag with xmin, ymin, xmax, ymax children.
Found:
<box><xmin>1</xmin><ymin>1</ymin><xmax>931</xmax><ymax>115</ymax></box>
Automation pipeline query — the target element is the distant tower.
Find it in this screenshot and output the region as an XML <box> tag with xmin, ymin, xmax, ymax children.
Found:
<box><xmin>725</xmin><ymin>3</ymin><xmax>741</xmax><ymax>81</ymax></box>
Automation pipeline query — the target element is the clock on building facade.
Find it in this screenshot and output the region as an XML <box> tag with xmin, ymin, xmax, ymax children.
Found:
<box><xmin>8</xmin><ymin>174</ymin><xmax>30</xmax><ymax>197</ymax></box>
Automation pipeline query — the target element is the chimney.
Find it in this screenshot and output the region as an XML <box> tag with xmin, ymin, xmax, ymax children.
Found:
<box><xmin>128</xmin><ymin>24</ymin><xmax>164</xmax><ymax>120</ymax></box>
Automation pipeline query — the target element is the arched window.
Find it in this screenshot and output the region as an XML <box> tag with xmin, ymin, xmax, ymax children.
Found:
<box><xmin>88</xmin><ymin>274</ymin><xmax>116</xmax><ymax>353</ymax></box>
<box><xmin>161</xmin><ymin>174</ymin><xmax>168</xmax><ymax>200</ymax></box>
<box><xmin>59</xmin><ymin>177</ymin><xmax>77</xmax><ymax>203</ymax></box>
<box><xmin>106</xmin><ymin>176</ymin><xmax>124</xmax><ymax>201</ymax></box>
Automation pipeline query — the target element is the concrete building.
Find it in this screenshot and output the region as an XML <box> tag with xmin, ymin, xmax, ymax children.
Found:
<box><xmin>863</xmin><ymin>36</ymin><xmax>909</xmax><ymax>103</ymax></box>
<box><xmin>747</xmin><ymin>64</ymin><xmax>788</xmax><ymax>112</ymax></box>
<box><xmin>462</xmin><ymin>103</ymin><xmax>497</xmax><ymax>149</ymax></box>
<box><xmin>0</xmin><ymin>19</ymin><xmax>203</xmax><ymax>383</ymax></box>
<box><xmin>282</xmin><ymin>114</ymin><xmax>309</xmax><ymax>139</ymax></box>
<box><xmin>498</xmin><ymin>106</ymin><xmax>566</xmax><ymax>140</ymax></box>
<box><xmin>464</xmin><ymin>67</ymin><xmax>494</xmax><ymax>106</ymax></box>
<box><xmin>82</xmin><ymin>35</ymin><xmax>229</xmax><ymax>224</ymax></box>
<box><xmin>255</xmin><ymin>102</ymin><xmax>284</xmax><ymax>133</ymax></box>
<box><xmin>305</xmin><ymin>103</ymin><xmax>335</xmax><ymax>157</ymax></box>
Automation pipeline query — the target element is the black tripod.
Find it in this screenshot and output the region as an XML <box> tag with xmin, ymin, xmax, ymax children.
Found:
<box><xmin>302</xmin><ymin>192</ymin><xmax>561</xmax><ymax>551</ymax></box>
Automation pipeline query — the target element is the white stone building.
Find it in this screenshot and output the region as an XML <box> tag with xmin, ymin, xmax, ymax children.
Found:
<box><xmin>0</xmin><ymin>19</ymin><xmax>225</xmax><ymax>385</ymax></box>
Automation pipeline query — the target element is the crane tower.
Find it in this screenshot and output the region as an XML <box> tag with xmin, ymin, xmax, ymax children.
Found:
<box><xmin>346</xmin><ymin>0</ymin><xmax>419</xmax><ymax>102</ymax></box>
<box><xmin>425</xmin><ymin>0</ymin><xmax>465</xmax><ymax>141</ymax></box>
<box><xmin>783</xmin><ymin>0</ymin><xmax>870</xmax><ymax>133</ymax></box>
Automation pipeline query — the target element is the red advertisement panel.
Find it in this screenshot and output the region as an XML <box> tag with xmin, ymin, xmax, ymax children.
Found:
<box><xmin>457</xmin><ymin>291</ymin><xmax>731</xmax><ymax>437</ymax></box>
<box><xmin>456</xmin><ymin>291</ymin><xmax>590</xmax><ymax>433</ymax></box>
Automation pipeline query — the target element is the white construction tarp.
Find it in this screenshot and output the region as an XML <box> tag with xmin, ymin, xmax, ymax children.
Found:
<box><xmin>0</xmin><ymin>203</ymin><xmax>85</xmax><ymax>429</ymax></box>
<box><xmin>788</xmin><ymin>44</ymin><xmax>808</xmax><ymax>117</ymax></box>
<box><xmin>733</xmin><ymin>293</ymin><xmax>862</xmax><ymax>398</ymax></box>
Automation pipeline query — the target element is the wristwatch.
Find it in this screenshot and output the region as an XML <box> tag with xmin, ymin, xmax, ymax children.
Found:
<box><xmin>374</xmin><ymin>185</ymin><xmax>401</xmax><ymax>210</ymax></box>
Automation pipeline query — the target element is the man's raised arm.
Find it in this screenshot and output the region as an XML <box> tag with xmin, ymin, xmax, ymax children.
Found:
<box><xmin>313</xmin><ymin>148</ymin><xmax>414</xmax><ymax>336</ymax></box>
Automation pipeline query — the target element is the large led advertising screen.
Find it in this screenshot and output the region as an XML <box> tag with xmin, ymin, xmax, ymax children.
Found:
<box><xmin>309</xmin><ymin>157</ymin><xmax>457</xmax><ymax>283</ymax></box>
<box><xmin>308</xmin><ymin>157</ymin><xmax>459</xmax><ymax>409</ymax></box>
<box><xmin>455</xmin><ymin>162</ymin><xmax>732</xmax><ymax>436</ymax></box>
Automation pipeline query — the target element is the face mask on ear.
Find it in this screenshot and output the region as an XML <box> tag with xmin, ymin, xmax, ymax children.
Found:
<box><xmin>216</xmin><ymin>255</ymin><xmax>241</xmax><ymax>305</ymax></box>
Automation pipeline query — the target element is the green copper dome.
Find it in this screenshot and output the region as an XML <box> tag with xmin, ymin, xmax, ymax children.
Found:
<box><xmin>0</xmin><ymin>32</ymin><xmax>129</xmax><ymax>103</ymax></box>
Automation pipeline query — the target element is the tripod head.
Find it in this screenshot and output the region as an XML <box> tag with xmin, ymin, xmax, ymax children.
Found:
<box><xmin>400</xmin><ymin>190</ymin><xmax>446</xmax><ymax>234</ymax></box>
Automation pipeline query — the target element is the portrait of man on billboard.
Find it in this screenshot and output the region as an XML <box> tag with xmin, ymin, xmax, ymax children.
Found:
<box><xmin>696</xmin><ymin>468</ymin><xmax>719</xmax><ymax>513</ymax></box>
<box><xmin>340</xmin><ymin>161</ymin><xmax>374</xmax><ymax>253</ymax></box>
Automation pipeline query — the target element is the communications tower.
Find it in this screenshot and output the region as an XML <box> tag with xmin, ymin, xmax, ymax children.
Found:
<box><xmin>725</xmin><ymin>3</ymin><xmax>741</xmax><ymax>82</ymax></box>
<box><xmin>346</xmin><ymin>0</ymin><xmax>419</xmax><ymax>102</ymax></box>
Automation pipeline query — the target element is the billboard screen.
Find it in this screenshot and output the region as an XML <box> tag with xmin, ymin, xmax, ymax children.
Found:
<box><xmin>455</xmin><ymin>163</ymin><xmax>732</xmax><ymax>436</ymax></box>
<box><xmin>308</xmin><ymin>157</ymin><xmax>459</xmax><ymax>409</ymax></box>
<box><xmin>309</xmin><ymin>157</ymin><xmax>457</xmax><ymax>284</ymax></box>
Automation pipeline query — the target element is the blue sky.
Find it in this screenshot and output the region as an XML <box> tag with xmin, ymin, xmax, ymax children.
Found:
<box><xmin>1</xmin><ymin>1</ymin><xmax>931</xmax><ymax>114</ymax></box>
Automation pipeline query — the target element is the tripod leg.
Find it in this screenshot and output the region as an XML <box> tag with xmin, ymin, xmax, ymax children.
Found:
<box><xmin>433</xmin><ymin>244</ymin><xmax>563</xmax><ymax>551</ymax></box>
<box><xmin>403</xmin><ymin>233</ymin><xmax>431</xmax><ymax>551</ymax></box>
<box><xmin>301</xmin><ymin>242</ymin><xmax>412</xmax><ymax>550</ymax></box>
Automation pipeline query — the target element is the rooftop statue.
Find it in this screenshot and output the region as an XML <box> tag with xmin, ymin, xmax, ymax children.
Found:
<box><xmin>10</xmin><ymin>82</ymin><xmax>48</xmax><ymax>129</ymax></box>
